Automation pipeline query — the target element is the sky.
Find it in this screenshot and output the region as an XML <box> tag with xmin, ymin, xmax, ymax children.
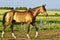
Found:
<box><xmin>0</xmin><ymin>0</ymin><xmax>60</xmax><ymax>9</ymax></box>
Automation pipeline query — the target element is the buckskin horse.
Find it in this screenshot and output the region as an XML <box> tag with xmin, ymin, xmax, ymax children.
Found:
<box><xmin>1</xmin><ymin>5</ymin><xmax>48</xmax><ymax>39</ymax></box>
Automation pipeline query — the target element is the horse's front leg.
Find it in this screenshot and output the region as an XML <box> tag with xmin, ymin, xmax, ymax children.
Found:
<box><xmin>10</xmin><ymin>22</ymin><xmax>16</xmax><ymax>38</ymax></box>
<box><xmin>35</xmin><ymin>26</ymin><xmax>38</xmax><ymax>38</ymax></box>
<box><xmin>31</xmin><ymin>23</ymin><xmax>38</xmax><ymax>38</ymax></box>
<box><xmin>27</xmin><ymin>23</ymin><xmax>30</xmax><ymax>39</ymax></box>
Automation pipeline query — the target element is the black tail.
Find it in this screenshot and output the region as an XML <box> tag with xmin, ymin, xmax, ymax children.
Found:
<box><xmin>2</xmin><ymin>12</ymin><xmax>7</xmax><ymax>26</ymax></box>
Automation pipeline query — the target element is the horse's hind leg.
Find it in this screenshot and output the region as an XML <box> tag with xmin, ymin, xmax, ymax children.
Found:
<box><xmin>10</xmin><ymin>21</ymin><xmax>16</xmax><ymax>38</ymax></box>
<box><xmin>1</xmin><ymin>22</ymin><xmax>9</xmax><ymax>38</ymax></box>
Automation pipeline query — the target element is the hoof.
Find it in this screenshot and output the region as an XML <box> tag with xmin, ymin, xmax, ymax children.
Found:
<box><xmin>1</xmin><ymin>36</ymin><xmax>3</xmax><ymax>38</ymax></box>
<box><xmin>13</xmin><ymin>36</ymin><xmax>16</xmax><ymax>39</ymax></box>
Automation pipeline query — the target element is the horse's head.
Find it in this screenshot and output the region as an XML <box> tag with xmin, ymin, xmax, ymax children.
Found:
<box><xmin>38</xmin><ymin>4</ymin><xmax>48</xmax><ymax>16</ymax></box>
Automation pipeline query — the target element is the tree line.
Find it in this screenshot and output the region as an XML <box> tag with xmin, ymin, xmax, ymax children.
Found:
<box><xmin>0</xmin><ymin>7</ymin><xmax>13</xmax><ymax>10</ymax></box>
<box><xmin>0</xmin><ymin>7</ymin><xmax>32</xmax><ymax>10</ymax></box>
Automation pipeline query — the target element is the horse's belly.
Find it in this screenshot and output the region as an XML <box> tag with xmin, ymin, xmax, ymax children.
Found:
<box><xmin>13</xmin><ymin>16</ymin><xmax>26</xmax><ymax>22</ymax></box>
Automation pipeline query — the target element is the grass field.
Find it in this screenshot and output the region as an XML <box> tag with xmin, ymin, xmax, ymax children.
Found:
<box><xmin>0</xmin><ymin>10</ymin><xmax>60</xmax><ymax>40</ymax></box>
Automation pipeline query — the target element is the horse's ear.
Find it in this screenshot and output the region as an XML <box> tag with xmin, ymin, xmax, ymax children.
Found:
<box><xmin>44</xmin><ymin>4</ymin><xmax>46</xmax><ymax>6</ymax></box>
<box><xmin>42</xmin><ymin>4</ymin><xmax>46</xmax><ymax>7</ymax></box>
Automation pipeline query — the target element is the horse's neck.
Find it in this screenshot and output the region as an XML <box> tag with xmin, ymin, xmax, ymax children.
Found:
<box><xmin>31</xmin><ymin>8</ymin><xmax>39</xmax><ymax>17</ymax></box>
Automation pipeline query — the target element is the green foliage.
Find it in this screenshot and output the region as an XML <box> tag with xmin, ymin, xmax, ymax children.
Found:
<box><xmin>29</xmin><ymin>8</ymin><xmax>32</xmax><ymax>10</ymax></box>
<box><xmin>0</xmin><ymin>7</ymin><xmax>13</xmax><ymax>10</ymax></box>
<box><xmin>0</xmin><ymin>7</ymin><xmax>27</xmax><ymax>10</ymax></box>
<box><xmin>15</xmin><ymin>7</ymin><xmax>27</xmax><ymax>10</ymax></box>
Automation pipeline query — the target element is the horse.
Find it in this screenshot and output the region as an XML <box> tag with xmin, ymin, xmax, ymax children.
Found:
<box><xmin>1</xmin><ymin>5</ymin><xmax>48</xmax><ymax>39</ymax></box>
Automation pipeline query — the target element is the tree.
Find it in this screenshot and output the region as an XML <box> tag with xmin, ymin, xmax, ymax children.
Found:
<box><xmin>15</xmin><ymin>7</ymin><xmax>27</xmax><ymax>10</ymax></box>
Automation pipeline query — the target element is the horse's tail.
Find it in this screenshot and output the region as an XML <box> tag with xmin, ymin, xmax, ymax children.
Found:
<box><xmin>2</xmin><ymin>12</ymin><xmax>7</xmax><ymax>26</ymax></box>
